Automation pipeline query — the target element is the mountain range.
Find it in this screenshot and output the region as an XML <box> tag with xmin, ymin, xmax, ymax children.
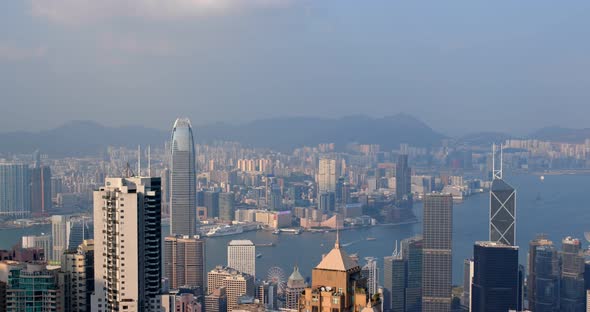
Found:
<box><xmin>0</xmin><ymin>116</ymin><xmax>588</xmax><ymax>157</ymax></box>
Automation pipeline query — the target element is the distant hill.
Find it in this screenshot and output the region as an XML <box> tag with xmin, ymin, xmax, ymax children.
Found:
<box><xmin>529</xmin><ymin>126</ymin><xmax>590</xmax><ymax>143</ymax></box>
<box><xmin>0</xmin><ymin>114</ymin><xmax>445</xmax><ymax>157</ymax></box>
<box><xmin>456</xmin><ymin>132</ymin><xmax>514</xmax><ymax>147</ymax></box>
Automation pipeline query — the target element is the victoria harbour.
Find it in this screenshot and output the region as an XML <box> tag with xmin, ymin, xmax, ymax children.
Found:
<box><xmin>3</xmin><ymin>173</ymin><xmax>588</xmax><ymax>285</ymax></box>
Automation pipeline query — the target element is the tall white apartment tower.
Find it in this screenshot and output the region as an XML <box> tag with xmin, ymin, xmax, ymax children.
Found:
<box><xmin>227</xmin><ymin>240</ymin><xmax>256</xmax><ymax>278</ymax></box>
<box><xmin>318</xmin><ymin>158</ymin><xmax>337</xmax><ymax>193</ymax></box>
<box><xmin>91</xmin><ymin>176</ymin><xmax>162</xmax><ymax>312</ymax></box>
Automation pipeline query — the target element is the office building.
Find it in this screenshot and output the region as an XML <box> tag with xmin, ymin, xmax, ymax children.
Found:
<box><xmin>257</xmin><ymin>281</ymin><xmax>278</xmax><ymax>310</ymax></box>
<box><xmin>67</xmin><ymin>218</ymin><xmax>92</xmax><ymax>251</ymax></box>
<box><xmin>228</xmin><ymin>240</ymin><xmax>256</xmax><ymax>278</ymax></box>
<box><xmin>205</xmin><ymin>287</ymin><xmax>228</xmax><ymax>312</ymax></box>
<box><xmin>207</xmin><ymin>267</ymin><xmax>255</xmax><ymax>311</ymax></box>
<box><xmin>489</xmin><ymin>146</ymin><xmax>516</xmax><ymax>246</ymax></box>
<box><xmin>318</xmin><ymin>158</ymin><xmax>338</xmax><ymax>193</ymax></box>
<box><xmin>0</xmin><ymin>163</ymin><xmax>31</xmax><ymax>216</ymax></box>
<box><xmin>318</xmin><ymin>192</ymin><xmax>336</xmax><ymax>212</ymax></box>
<box><xmin>560</xmin><ymin>237</ymin><xmax>586</xmax><ymax>311</ymax></box>
<box><xmin>161</xmin><ymin>288</ymin><xmax>201</xmax><ymax>312</ymax></box>
<box><xmin>204</xmin><ymin>191</ymin><xmax>220</xmax><ymax>219</ymax></box>
<box><xmin>170</xmin><ymin>118</ymin><xmax>197</xmax><ymax>236</ymax></box>
<box><xmin>383</xmin><ymin>249</ymin><xmax>405</xmax><ymax>312</ymax></box>
<box><xmin>21</xmin><ymin>234</ymin><xmax>51</xmax><ymax>262</ymax></box>
<box><xmin>161</xmin><ymin>168</ymin><xmax>170</xmax><ymax>217</ymax></box>
<box><xmin>362</xmin><ymin>257</ymin><xmax>378</xmax><ymax>296</ymax></box>
<box><xmin>285</xmin><ymin>266</ymin><xmax>306</xmax><ymax>310</ymax></box>
<box><xmin>51</xmin><ymin>215</ymin><xmax>70</xmax><ymax>263</ymax></box>
<box><xmin>219</xmin><ymin>192</ymin><xmax>235</xmax><ymax>221</ymax></box>
<box><xmin>402</xmin><ymin>236</ymin><xmax>423</xmax><ymax>312</ymax></box>
<box><xmin>30</xmin><ymin>165</ymin><xmax>52</xmax><ymax>216</ymax></box>
<box><xmin>91</xmin><ymin>176</ymin><xmax>162</xmax><ymax>312</ymax></box>
<box><xmin>60</xmin><ymin>239</ymin><xmax>94</xmax><ymax>312</ymax></box>
<box><xmin>461</xmin><ymin>259</ymin><xmax>474</xmax><ymax>311</ymax></box>
<box><xmin>164</xmin><ymin>235</ymin><xmax>206</xmax><ymax>291</ymax></box>
<box><xmin>471</xmin><ymin>242</ymin><xmax>519</xmax><ymax>312</ymax></box>
<box><xmin>527</xmin><ymin>236</ymin><xmax>559</xmax><ymax>311</ymax></box>
<box><xmin>299</xmin><ymin>235</ymin><xmax>379</xmax><ymax>312</ymax></box>
<box><xmin>1</xmin><ymin>262</ymin><xmax>61</xmax><ymax>311</ymax></box>
<box><xmin>395</xmin><ymin>154</ymin><xmax>411</xmax><ymax>202</ymax></box>
<box><xmin>422</xmin><ymin>193</ymin><xmax>453</xmax><ymax>312</ymax></box>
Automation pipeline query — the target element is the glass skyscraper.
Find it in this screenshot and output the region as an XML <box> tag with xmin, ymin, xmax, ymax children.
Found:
<box><xmin>170</xmin><ymin>118</ymin><xmax>197</xmax><ymax>236</ymax></box>
<box><xmin>0</xmin><ymin>163</ymin><xmax>31</xmax><ymax>217</ymax></box>
<box><xmin>471</xmin><ymin>241</ymin><xmax>519</xmax><ymax>312</ymax></box>
<box><xmin>489</xmin><ymin>178</ymin><xmax>516</xmax><ymax>246</ymax></box>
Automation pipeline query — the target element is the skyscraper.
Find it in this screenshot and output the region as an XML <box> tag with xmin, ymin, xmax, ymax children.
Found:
<box><xmin>318</xmin><ymin>158</ymin><xmax>337</xmax><ymax>193</ymax></box>
<box><xmin>422</xmin><ymin>193</ymin><xmax>453</xmax><ymax>312</ymax></box>
<box><xmin>219</xmin><ymin>192</ymin><xmax>235</xmax><ymax>221</ymax></box>
<box><xmin>489</xmin><ymin>145</ymin><xmax>516</xmax><ymax>246</ymax></box>
<box><xmin>60</xmin><ymin>239</ymin><xmax>94</xmax><ymax>312</ymax></box>
<box><xmin>362</xmin><ymin>257</ymin><xmax>379</xmax><ymax>296</ymax></box>
<box><xmin>402</xmin><ymin>236</ymin><xmax>423</xmax><ymax>312</ymax></box>
<box><xmin>207</xmin><ymin>267</ymin><xmax>255</xmax><ymax>312</ymax></box>
<box><xmin>383</xmin><ymin>247</ymin><xmax>405</xmax><ymax>312</ymax></box>
<box><xmin>204</xmin><ymin>191</ymin><xmax>220</xmax><ymax>219</ymax></box>
<box><xmin>471</xmin><ymin>241</ymin><xmax>519</xmax><ymax>312</ymax></box>
<box><xmin>0</xmin><ymin>163</ymin><xmax>31</xmax><ymax>217</ymax></box>
<box><xmin>395</xmin><ymin>154</ymin><xmax>411</xmax><ymax>202</ymax></box>
<box><xmin>227</xmin><ymin>240</ymin><xmax>255</xmax><ymax>278</ymax></box>
<box><xmin>461</xmin><ymin>259</ymin><xmax>474</xmax><ymax>311</ymax></box>
<box><xmin>205</xmin><ymin>286</ymin><xmax>228</xmax><ymax>312</ymax></box>
<box><xmin>170</xmin><ymin>118</ymin><xmax>197</xmax><ymax>236</ymax></box>
<box><xmin>1</xmin><ymin>262</ymin><xmax>60</xmax><ymax>311</ymax></box>
<box><xmin>161</xmin><ymin>168</ymin><xmax>170</xmax><ymax>217</ymax></box>
<box><xmin>30</xmin><ymin>165</ymin><xmax>51</xmax><ymax>216</ymax></box>
<box><xmin>527</xmin><ymin>235</ymin><xmax>557</xmax><ymax>310</ymax></box>
<box><xmin>91</xmin><ymin>176</ymin><xmax>162</xmax><ymax>312</ymax></box>
<box><xmin>285</xmin><ymin>266</ymin><xmax>306</xmax><ymax>310</ymax></box>
<box><xmin>51</xmin><ymin>215</ymin><xmax>69</xmax><ymax>263</ymax></box>
<box><xmin>560</xmin><ymin>236</ymin><xmax>586</xmax><ymax>311</ymax></box>
<box><xmin>164</xmin><ymin>235</ymin><xmax>206</xmax><ymax>291</ymax></box>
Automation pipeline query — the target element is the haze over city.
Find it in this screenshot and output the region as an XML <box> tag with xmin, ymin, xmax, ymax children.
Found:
<box><xmin>1</xmin><ymin>1</ymin><xmax>590</xmax><ymax>134</ymax></box>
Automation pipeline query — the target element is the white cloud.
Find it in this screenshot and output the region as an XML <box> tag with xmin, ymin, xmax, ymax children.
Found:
<box><xmin>31</xmin><ymin>0</ymin><xmax>290</xmax><ymax>24</ymax></box>
<box><xmin>0</xmin><ymin>43</ymin><xmax>46</xmax><ymax>62</ymax></box>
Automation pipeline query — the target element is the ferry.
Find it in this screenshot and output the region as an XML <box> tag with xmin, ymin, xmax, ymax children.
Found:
<box><xmin>366</xmin><ymin>237</ymin><xmax>376</xmax><ymax>241</ymax></box>
<box><xmin>206</xmin><ymin>225</ymin><xmax>243</xmax><ymax>237</ymax></box>
<box><xmin>256</xmin><ymin>253</ymin><xmax>263</xmax><ymax>258</ymax></box>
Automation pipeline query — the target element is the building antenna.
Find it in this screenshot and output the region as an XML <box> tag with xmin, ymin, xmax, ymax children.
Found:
<box><xmin>137</xmin><ymin>145</ymin><xmax>141</xmax><ymax>177</ymax></box>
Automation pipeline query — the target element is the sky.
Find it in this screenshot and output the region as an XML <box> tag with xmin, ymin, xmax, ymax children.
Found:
<box><xmin>0</xmin><ymin>0</ymin><xmax>589</xmax><ymax>136</ymax></box>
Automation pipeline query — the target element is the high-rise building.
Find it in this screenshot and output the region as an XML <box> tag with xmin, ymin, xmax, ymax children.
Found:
<box><xmin>67</xmin><ymin>218</ymin><xmax>92</xmax><ymax>251</ymax></box>
<box><xmin>257</xmin><ymin>281</ymin><xmax>278</xmax><ymax>310</ymax></box>
<box><xmin>383</xmin><ymin>249</ymin><xmax>405</xmax><ymax>312</ymax></box>
<box><xmin>471</xmin><ymin>241</ymin><xmax>519</xmax><ymax>312</ymax></box>
<box><xmin>1</xmin><ymin>262</ymin><xmax>61</xmax><ymax>311</ymax></box>
<box><xmin>299</xmin><ymin>235</ymin><xmax>379</xmax><ymax>312</ymax></box>
<box><xmin>560</xmin><ymin>236</ymin><xmax>586</xmax><ymax>311</ymax></box>
<box><xmin>219</xmin><ymin>192</ymin><xmax>235</xmax><ymax>221</ymax></box>
<box><xmin>51</xmin><ymin>215</ymin><xmax>69</xmax><ymax>263</ymax></box>
<box><xmin>205</xmin><ymin>286</ymin><xmax>228</xmax><ymax>312</ymax></box>
<box><xmin>402</xmin><ymin>236</ymin><xmax>423</xmax><ymax>312</ymax></box>
<box><xmin>21</xmin><ymin>234</ymin><xmax>51</xmax><ymax>262</ymax></box>
<box><xmin>228</xmin><ymin>240</ymin><xmax>255</xmax><ymax>278</ymax></box>
<box><xmin>362</xmin><ymin>257</ymin><xmax>379</xmax><ymax>297</ymax></box>
<box><xmin>60</xmin><ymin>239</ymin><xmax>94</xmax><ymax>312</ymax></box>
<box><xmin>0</xmin><ymin>163</ymin><xmax>31</xmax><ymax>217</ymax></box>
<box><xmin>318</xmin><ymin>158</ymin><xmax>337</xmax><ymax>193</ymax></box>
<box><xmin>395</xmin><ymin>154</ymin><xmax>411</xmax><ymax>202</ymax></box>
<box><xmin>170</xmin><ymin>118</ymin><xmax>197</xmax><ymax>236</ymax></box>
<box><xmin>207</xmin><ymin>267</ymin><xmax>255</xmax><ymax>311</ymax></box>
<box><xmin>164</xmin><ymin>235</ymin><xmax>206</xmax><ymax>291</ymax></box>
<box><xmin>161</xmin><ymin>288</ymin><xmax>201</xmax><ymax>312</ymax></box>
<box><xmin>161</xmin><ymin>168</ymin><xmax>171</xmax><ymax>217</ymax></box>
<box><xmin>489</xmin><ymin>145</ymin><xmax>516</xmax><ymax>246</ymax></box>
<box><xmin>461</xmin><ymin>259</ymin><xmax>474</xmax><ymax>311</ymax></box>
<box><xmin>285</xmin><ymin>266</ymin><xmax>306</xmax><ymax>310</ymax></box>
<box><xmin>30</xmin><ymin>165</ymin><xmax>51</xmax><ymax>216</ymax></box>
<box><xmin>318</xmin><ymin>192</ymin><xmax>336</xmax><ymax>212</ymax></box>
<box><xmin>527</xmin><ymin>235</ymin><xmax>558</xmax><ymax>311</ymax></box>
<box><xmin>422</xmin><ymin>193</ymin><xmax>453</xmax><ymax>312</ymax></box>
<box><xmin>91</xmin><ymin>176</ymin><xmax>162</xmax><ymax>312</ymax></box>
<box><xmin>204</xmin><ymin>191</ymin><xmax>220</xmax><ymax>219</ymax></box>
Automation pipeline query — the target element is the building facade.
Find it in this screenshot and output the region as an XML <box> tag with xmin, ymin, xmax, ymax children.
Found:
<box><xmin>164</xmin><ymin>235</ymin><xmax>206</xmax><ymax>292</ymax></box>
<box><xmin>0</xmin><ymin>163</ymin><xmax>31</xmax><ymax>216</ymax></box>
<box><xmin>285</xmin><ymin>266</ymin><xmax>306</xmax><ymax>310</ymax></box>
<box><xmin>91</xmin><ymin>176</ymin><xmax>162</xmax><ymax>312</ymax></box>
<box><xmin>170</xmin><ymin>118</ymin><xmax>197</xmax><ymax>236</ymax></box>
<box><xmin>228</xmin><ymin>240</ymin><xmax>256</xmax><ymax>278</ymax></box>
<box><xmin>422</xmin><ymin>193</ymin><xmax>453</xmax><ymax>312</ymax></box>
<box><xmin>560</xmin><ymin>237</ymin><xmax>586</xmax><ymax>311</ymax></box>
<box><xmin>489</xmin><ymin>178</ymin><xmax>516</xmax><ymax>246</ymax></box>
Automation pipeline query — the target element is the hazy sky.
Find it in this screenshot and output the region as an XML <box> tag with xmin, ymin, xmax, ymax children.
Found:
<box><xmin>1</xmin><ymin>0</ymin><xmax>589</xmax><ymax>135</ymax></box>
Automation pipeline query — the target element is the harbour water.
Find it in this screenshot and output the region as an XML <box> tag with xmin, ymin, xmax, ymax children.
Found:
<box><xmin>1</xmin><ymin>173</ymin><xmax>588</xmax><ymax>285</ymax></box>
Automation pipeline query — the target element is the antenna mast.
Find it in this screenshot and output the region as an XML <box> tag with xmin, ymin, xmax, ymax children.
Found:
<box><xmin>148</xmin><ymin>145</ymin><xmax>151</xmax><ymax>177</ymax></box>
<box><xmin>137</xmin><ymin>145</ymin><xmax>141</xmax><ymax>177</ymax></box>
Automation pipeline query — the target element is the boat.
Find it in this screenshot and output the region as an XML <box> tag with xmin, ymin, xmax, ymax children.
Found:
<box><xmin>272</xmin><ymin>229</ymin><xmax>280</xmax><ymax>235</ymax></box>
<box><xmin>206</xmin><ymin>225</ymin><xmax>243</xmax><ymax>237</ymax></box>
<box><xmin>256</xmin><ymin>253</ymin><xmax>262</xmax><ymax>258</ymax></box>
<box><xmin>366</xmin><ymin>237</ymin><xmax>376</xmax><ymax>241</ymax></box>
<box><xmin>540</xmin><ymin>175</ymin><xmax>545</xmax><ymax>181</ymax></box>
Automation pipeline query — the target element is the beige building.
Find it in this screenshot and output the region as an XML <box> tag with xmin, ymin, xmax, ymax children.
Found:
<box><xmin>318</xmin><ymin>158</ymin><xmax>338</xmax><ymax>193</ymax></box>
<box><xmin>91</xmin><ymin>177</ymin><xmax>162</xmax><ymax>312</ymax></box>
<box><xmin>299</xmin><ymin>235</ymin><xmax>380</xmax><ymax>312</ymax></box>
<box><xmin>207</xmin><ymin>267</ymin><xmax>255</xmax><ymax>311</ymax></box>
<box><xmin>59</xmin><ymin>239</ymin><xmax>94</xmax><ymax>311</ymax></box>
<box><xmin>164</xmin><ymin>235</ymin><xmax>205</xmax><ymax>292</ymax></box>
<box><xmin>205</xmin><ymin>287</ymin><xmax>227</xmax><ymax>312</ymax></box>
<box><xmin>285</xmin><ymin>266</ymin><xmax>307</xmax><ymax>310</ymax></box>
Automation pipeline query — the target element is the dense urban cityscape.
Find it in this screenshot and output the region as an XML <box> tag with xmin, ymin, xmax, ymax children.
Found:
<box><xmin>0</xmin><ymin>116</ymin><xmax>588</xmax><ymax>312</ymax></box>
